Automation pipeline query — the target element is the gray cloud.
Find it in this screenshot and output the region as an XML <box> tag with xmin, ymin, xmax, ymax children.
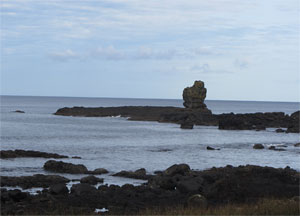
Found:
<box><xmin>234</xmin><ymin>58</ymin><xmax>249</xmax><ymax>69</ymax></box>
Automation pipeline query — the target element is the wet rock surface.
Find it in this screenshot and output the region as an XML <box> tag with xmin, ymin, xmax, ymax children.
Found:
<box><xmin>253</xmin><ymin>144</ymin><xmax>264</xmax><ymax>149</ymax></box>
<box><xmin>0</xmin><ymin>149</ymin><xmax>68</xmax><ymax>159</ymax></box>
<box><xmin>1</xmin><ymin>164</ymin><xmax>299</xmax><ymax>215</ymax></box>
<box><xmin>80</xmin><ymin>176</ymin><xmax>104</xmax><ymax>185</ymax></box>
<box><xmin>0</xmin><ymin>174</ymin><xmax>70</xmax><ymax>189</ymax></box>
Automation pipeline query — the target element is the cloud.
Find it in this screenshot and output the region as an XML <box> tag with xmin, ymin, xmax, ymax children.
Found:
<box><xmin>91</xmin><ymin>46</ymin><xmax>125</xmax><ymax>60</ymax></box>
<box><xmin>190</xmin><ymin>64</ymin><xmax>211</xmax><ymax>73</ymax></box>
<box><xmin>234</xmin><ymin>58</ymin><xmax>250</xmax><ymax>69</ymax></box>
<box><xmin>49</xmin><ymin>49</ymin><xmax>80</xmax><ymax>61</ymax></box>
<box><xmin>136</xmin><ymin>47</ymin><xmax>176</xmax><ymax>60</ymax></box>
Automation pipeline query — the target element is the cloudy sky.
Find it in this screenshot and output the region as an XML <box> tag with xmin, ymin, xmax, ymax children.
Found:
<box><xmin>1</xmin><ymin>0</ymin><xmax>299</xmax><ymax>102</ymax></box>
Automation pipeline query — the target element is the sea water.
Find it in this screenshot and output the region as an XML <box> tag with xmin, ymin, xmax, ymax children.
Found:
<box><xmin>0</xmin><ymin>96</ymin><xmax>299</xmax><ymax>186</ymax></box>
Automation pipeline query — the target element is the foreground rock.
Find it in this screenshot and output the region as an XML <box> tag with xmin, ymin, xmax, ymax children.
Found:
<box><xmin>1</xmin><ymin>164</ymin><xmax>299</xmax><ymax>215</ymax></box>
<box><xmin>0</xmin><ymin>149</ymin><xmax>68</xmax><ymax>159</ymax></box>
<box><xmin>44</xmin><ymin>160</ymin><xmax>88</xmax><ymax>174</ymax></box>
<box><xmin>0</xmin><ymin>174</ymin><xmax>69</xmax><ymax>189</ymax></box>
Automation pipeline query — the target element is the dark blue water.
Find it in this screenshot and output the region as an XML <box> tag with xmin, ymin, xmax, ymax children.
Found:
<box><xmin>1</xmin><ymin>96</ymin><xmax>299</xmax><ymax>188</ymax></box>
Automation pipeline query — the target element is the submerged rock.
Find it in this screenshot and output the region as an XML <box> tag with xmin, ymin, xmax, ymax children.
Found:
<box><xmin>206</xmin><ymin>146</ymin><xmax>220</xmax><ymax>150</ymax></box>
<box><xmin>294</xmin><ymin>143</ymin><xmax>300</xmax><ymax>147</ymax></box>
<box><xmin>88</xmin><ymin>168</ymin><xmax>109</xmax><ymax>175</ymax></box>
<box><xmin>13</xmin><ymin>110</ymin><xmax>25</xmax><ymax>113</ymax></box>
<box><xmin>44</xmin><ymin>160</ymin><xmax>88</xmax><ymax>174</ymax></box>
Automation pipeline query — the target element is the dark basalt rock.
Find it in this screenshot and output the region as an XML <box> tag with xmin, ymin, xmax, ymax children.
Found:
<box><xmin>113</xmin><ymin>168</ymin><xmax>150</xmax><ymax>180</ymax></box>
<box><xmin>43</xmin><ymin>160</ymin><xmax>88</xmax><ymax>174</ymax></box>
<box><xmin>206</xmin><ymin>146</ymin><xmax>220</xmax><ymax>150</ymax></box>
<box><xmin>294</xmin><ymin>143</ymin><xmax>300</xmax><ymax>147</ymax></box>
<box><xmin>49</xmin><ymin>183</ymin><xmax>69</xmax><ymax>195</ymax></box>
<box><xmin>180</xmin><ymin>122</ymin><xmax>194</xmax><ymax>129</ymax></box>
<box><xmin>70</xmin><ymin>183</ymin><xmax>97</xmax><ymax>196</ymax></box>
<box><xmin>253</xmin><ymin>144</ymin><xmax>264</xmax><ymax>149</ymax></box>
<box><xmin>80</xmin><ymin>176</ymin><xmax>103</xmax><ymax>185</ymax></box>
<box><xmin>1</xmin><ymin>165</ymin><xmax>299</xmax><ymax>215</ymax></box>
<box><xmin>0</xmin><ymin>149</ymin><xmax>68</xmax><ymax>159</ymax></box>
<box><xmin>0</xmin><ymin>174</ymin><xmax>70</xmax><ymax>189</ymax></box>
<box><xmin>87</xmin><ymin>168</ymin><xmax>109</xmax><ymax>175</ymax></box>
<box><xmin>276</xmin><ymin>128</ymin><xmax>285</xmax><ymax>133</ymax></box>
<box><xmin>13</xmin><ymin>110</ymin><xmax>25</xmax><ymax>113</ymax></box>
<box><xmin>164</xmin><ymin>164</ymin><xmax>190</xmax><ymax>176</ymax></box>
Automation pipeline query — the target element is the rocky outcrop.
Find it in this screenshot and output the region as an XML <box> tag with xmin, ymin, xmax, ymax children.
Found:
<box><xmin>43</xmin><ymin>160</ymin><xmax>88</xmax><ymax>174</ymax></box>
<box><xmin>183</xmin><ymin>81</ymin><xmax>208</xmax><ymax>110</ymax></box>
<box><xmin>0</xmin><ymin>149</ymin><xmax>68</xmax><ymax>159</ymax></box>
<box><xmin>87</xmin><ymin>168</ymin><xmax>108</xmax><ymax>175</ymax></box>
<box><xmin>0</xmin><ymin>174</ymin><xmax>70</xmax><ymax>189</ymax></box>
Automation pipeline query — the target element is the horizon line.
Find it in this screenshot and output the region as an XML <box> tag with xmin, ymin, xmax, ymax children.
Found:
<box><xmin>1</xmin><ymin>94</ymin><xmax>299</xmax><ymax>104</ymax></box>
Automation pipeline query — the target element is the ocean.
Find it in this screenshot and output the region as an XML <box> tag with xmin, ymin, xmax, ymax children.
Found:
<box><xmin>1</xmin><ymin>95</ymin><xmax>299</xmax><ymax>188</ymax></box>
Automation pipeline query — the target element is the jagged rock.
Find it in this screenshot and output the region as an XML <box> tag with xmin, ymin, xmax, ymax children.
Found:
<box><xmin>183</xmin><ymin>81</ymin><xmax>208</xmax><ymax>109</ymax></box>
<box><xmin>80</xmin><ymin>176</ymin><xmax>103</xmax><ymax>185</ymax></box>
<box><xmin>253</xmin><ymin>144</ymin><xmax>264</xmax><ymax>149</ymax></box>
<box><xmin>43</xmin><ymin>160</ymin><xmax>88</xmax><ymax>174</ymax></box>
<box><xmin>290</xmin><ymin>111</ymin><xmax>299</xmax><ymax>119</ymax></box>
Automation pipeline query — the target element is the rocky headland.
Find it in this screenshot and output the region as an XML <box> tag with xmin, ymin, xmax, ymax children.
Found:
<box><xmin>54</xmin><ymin>80</ymin><xmax>299</xmax><ymax>133</ymax></box>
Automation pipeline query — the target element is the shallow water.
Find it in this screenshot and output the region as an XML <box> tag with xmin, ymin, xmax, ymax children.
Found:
<box><xmin>0</xmin><ymin>96</ymin><xmax>299</xmax><ymax>186</ymax></box>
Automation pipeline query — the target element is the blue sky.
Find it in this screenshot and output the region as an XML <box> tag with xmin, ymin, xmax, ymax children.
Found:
<box><xmin>1</xmin><ymin>0</ymin><xmax>299</xmax><ymax>102</ymax></box>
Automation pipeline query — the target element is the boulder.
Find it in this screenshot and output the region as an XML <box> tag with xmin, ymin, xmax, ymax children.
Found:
<box><xmin>253</xmin><ymin>144</ymin><xmax>264</xmax><ymax>149</ymax></box>
<box><xmin>290</xmin><ymin>111</ymin><xmax>300</xmax><ymax>119</ymax></box>
<box><xmin>80</xmin><ymin>176</ymin><xmax>103</xmax><ymax>185</ymax></box>
<box><xmin>177</xmin><ymin>177</ymin><xmax>204</xmax><ymax>193</ymax></box>
<box><xmin>43</xmin><ymin>160</ymin><xmax>88</xmax><ymax>174</ymax></box>
<box><xmin>187</xmin><ymin>194</ymin><xmax>207</xmax><ymax>208</ymax></box>
<box><xmin>49</xmin><ymin>183</ymin><xmax>69</xmax><ymax>195</ymax></box>
<box><xmin>182</xmin><ymin>81</ymin><xmax>208</xmax><ymax>110</ymax></box>
<box><xmin>164</xmin><ymin>164</ymin><xmax>190</xmax><ymax>176</ymax></box>
<box><xmin>71</xmin><ymin>183</ymin><xmax>97</xmax><ymax>196</ymax></box>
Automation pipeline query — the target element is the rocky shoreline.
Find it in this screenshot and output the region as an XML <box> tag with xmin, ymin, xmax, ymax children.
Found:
<box><xmin>54</xmin><ymin>81</ymin><xmax>299</xmax><ymax>133</ymax></box>
<box><xmin>1</xmin><ymin>162</ymin><xmax>299</xmax><ymax>215</ymax></box>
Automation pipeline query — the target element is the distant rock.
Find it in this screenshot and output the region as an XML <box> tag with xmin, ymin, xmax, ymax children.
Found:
<box><xmin>294</xmin><ymin>143</ymin><xmax>300</xmax><ymax>147</ymax></box>
<box><xmin>206</xmin><ymin>146</ymin><xmax>220</xmax><ymax>150</ymax></box>
<box><xmin>0</xmin><ymin>149</ymin><xmax>68</xmax><ymax>159</ymax></box>
<box><xmin>275</xmin><ymin>128</ymin><xmax>285</xmax><ymax>133</ymax></box>
<box><xmin>182</xmin><ymin>81</ymin><xmax>208</xmax><ymax>109</ymax></box>
<box><xmin>44</xmin><ymin>160</ymin><xmax>88</xmax><ymax>174</ymax></box>
<box><xmin>253</xmin><ymin>144</ymin><xmax>264</xmax><ymax>149</ymax></box>
<box><xmin>13</xmin><ymin>110</ymin><xmax>25</xmax><ymax>113</ymax></box>
<box><xmin>180</xmin><ymin>122</ymin><xmax>194</xmax><ymax>129</ymax></box>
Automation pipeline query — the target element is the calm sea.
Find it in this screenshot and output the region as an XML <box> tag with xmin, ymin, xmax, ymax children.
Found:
<box><xmin>1</xmin><ymin>96</ymin><xmax>299</xmax><ymax>188</ymax></box>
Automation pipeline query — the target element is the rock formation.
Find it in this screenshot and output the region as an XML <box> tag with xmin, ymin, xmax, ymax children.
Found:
<box><xmin>183</xmin><ymin>81</ymin><xmax>208</xmax><ymax>109</ymax></box>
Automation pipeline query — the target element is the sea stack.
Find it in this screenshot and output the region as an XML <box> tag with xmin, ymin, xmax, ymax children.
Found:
<box><xmin>183</xmin><ymin>80</ymin><xmax>208</xmax><ymax>110</ymax></box>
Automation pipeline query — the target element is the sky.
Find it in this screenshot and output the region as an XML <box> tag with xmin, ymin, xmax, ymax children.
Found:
<box><xmin>1</xmin><ymin>0</ymin><xmax>299</xmax><ymax>102</ymax></box>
